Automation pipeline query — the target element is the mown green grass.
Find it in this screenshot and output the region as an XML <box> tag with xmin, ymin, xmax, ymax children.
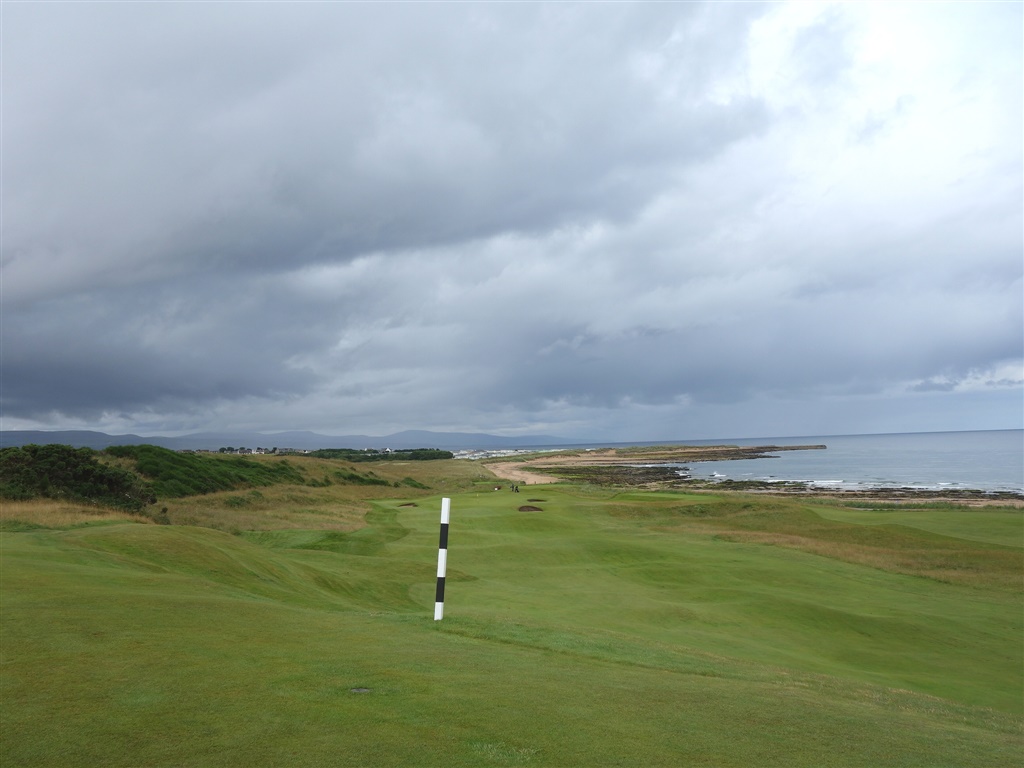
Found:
<box><xmin>2</xmin><ymin>483</ymin><xmax>1021</xmax><ymax>767</ymax></box>
<box><xmin>814</xmin><ymin>505</ymin><xmax>1024</xmax><ymax>548</ymax></box>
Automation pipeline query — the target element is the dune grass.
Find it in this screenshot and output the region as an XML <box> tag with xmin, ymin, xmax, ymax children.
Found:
<box><xmin>1</xmin><ymin>478</ymin><xmax>1021</xmax><ymax>767</ymax></box>
<box><xmin>123</xmin><ymin>455</ymin><xmax>493</xmax><ymax>532</ymax></box>
<box><xmin>0</xmin><ymin>499</ymin><xmax>152</xmax><ymax>530</ymax></box>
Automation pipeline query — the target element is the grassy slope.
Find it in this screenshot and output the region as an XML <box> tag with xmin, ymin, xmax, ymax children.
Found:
<box><xmin>813</xmin><ymin>505</ymin><xmax>1024</xmax><ymax>547</ymax></box>
<box><xmin>1</xmin><ymin>480</ymin><xmax>1021</xmax><ymax>767</ymax></box>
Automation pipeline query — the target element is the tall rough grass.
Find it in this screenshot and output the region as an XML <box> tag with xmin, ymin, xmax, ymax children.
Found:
<box><xmin>0</xmin><ymin>499</ymin><xmax>151</xmax><ymax>529</ymax></box>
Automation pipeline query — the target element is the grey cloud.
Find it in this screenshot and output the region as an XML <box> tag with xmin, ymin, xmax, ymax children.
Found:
<box><xmin>910</xmin><ymin>379</ymin><xmax>958</xmax><ymax>393</ymax></box>
<box><xmin>2</xmin><ymin>3</ymin><xmax>1021</xmax><ymax>439</ymax></box>
<box><xmin>5</xmin><ymin>3</ymin><xmax>769</xmax><ymax>301</ymax></box>
<box><xmin>3</xmin><ymin>272</ymin><xmax>325</xmax><ymax>420</ymax></box>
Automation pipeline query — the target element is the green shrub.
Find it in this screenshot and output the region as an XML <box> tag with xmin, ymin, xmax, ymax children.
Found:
<box><xmin>332</xmin><ymin>469</ymin><xmax>391</xmax><ymax>486</ymax></box>
<box><xmin>0</xmin><ymin>444</ymin><xmax>155</xmax><ymax>512</ymax></box>
<box><xmin>105</xmin><ymin>445</ymin><xmax>305</xmax><ymax>498</ymax></box>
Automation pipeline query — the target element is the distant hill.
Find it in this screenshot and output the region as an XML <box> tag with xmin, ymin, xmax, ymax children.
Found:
<box><xmin>0</xmin><ymin>429</ymin><xmax>576</xmax><ymax>452</ymax></box>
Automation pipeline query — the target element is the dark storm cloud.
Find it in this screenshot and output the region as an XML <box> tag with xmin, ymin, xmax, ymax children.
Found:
<box><xmin>3</xmin><ymin>275</ymin><xmax>321</xmax><ymax>420</ymax></box>
<box><xmin>5</xmin><ymin>2</ymin><xmax>765</xmax><ymax>290</ymax></box>
<box><xmin>2</xmin><ymin>2</ymin><xmax>1021</xmax><ymax>439</ymax></box>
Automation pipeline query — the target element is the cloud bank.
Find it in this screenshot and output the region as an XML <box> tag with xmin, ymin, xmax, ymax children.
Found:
<box><xmin>3</xmin><ymin>2</ymin><xmax>1021</xmax><ymax>440</ymax></box>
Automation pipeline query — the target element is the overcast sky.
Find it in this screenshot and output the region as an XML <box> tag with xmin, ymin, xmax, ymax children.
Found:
<box><xmin>2</xmin><ymin>2</ymin><xmax>1021</xmax><ymax>441</ymax></box>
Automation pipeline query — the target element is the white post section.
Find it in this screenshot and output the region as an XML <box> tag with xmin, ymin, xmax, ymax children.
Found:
<box><xmin>434</xmin><ymin>498</ymin><xmax>451</xmax><ymax>620</ymax></box>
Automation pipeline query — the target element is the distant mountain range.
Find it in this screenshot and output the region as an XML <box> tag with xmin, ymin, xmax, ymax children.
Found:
<box><xmin>0</xmin><ymin>429</ymin><xmax>577</xmax><ymax>452</ymax></box>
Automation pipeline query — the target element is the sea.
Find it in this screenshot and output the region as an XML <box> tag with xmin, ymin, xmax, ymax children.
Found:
<box><xmin>571</xmin><ymin>430</ymin><xmax>1024</xmax><ymax>495</ymax></box>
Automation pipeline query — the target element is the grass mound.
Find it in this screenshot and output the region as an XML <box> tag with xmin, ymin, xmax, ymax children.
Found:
<box><xmin>105</xmin><ymin>444</ymin><xmax>305</xmax><ymax>497</ymax></box>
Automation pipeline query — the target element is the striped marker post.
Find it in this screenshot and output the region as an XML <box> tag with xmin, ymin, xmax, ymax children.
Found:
<box><xmin>434</xmin><ymin>497</ymin><xmax>451</xmax><ymax>620</ymax></box>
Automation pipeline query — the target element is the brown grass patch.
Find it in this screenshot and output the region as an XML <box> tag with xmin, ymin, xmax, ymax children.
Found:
<box><xmin>0</xmin><ymin>499</ymin><xmax>151</xmax><ymax>529</ymax></box>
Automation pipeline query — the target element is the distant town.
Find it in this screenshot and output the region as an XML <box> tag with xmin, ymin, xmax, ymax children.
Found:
<box><xmin>203</xmin><ymin>446</ymin><xmax>395</xmax><ymax>456</ymax></box>
<box><xmin>198</xmin><ymin>446</ymin><xmax>566</xmax><ymax>460</ymax></box>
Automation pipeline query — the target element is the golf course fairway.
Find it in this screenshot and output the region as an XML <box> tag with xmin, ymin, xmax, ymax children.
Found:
<box><xmin>2</xmin><ymin>485</ymin><xmax>1021</xmax><ymax>766</ymax></box>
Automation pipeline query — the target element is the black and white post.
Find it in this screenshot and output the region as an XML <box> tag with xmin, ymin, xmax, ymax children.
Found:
<box><xmin>434</xmin><ymin>497</ymin><xmax>451</xmax><ymax>621</ymax></box>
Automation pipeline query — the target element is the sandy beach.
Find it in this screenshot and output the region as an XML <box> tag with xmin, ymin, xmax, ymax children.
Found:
<box><xmin>483</xmin><ymin>460</ymin><xmax>563</xmax><ymax>486</ymax></box>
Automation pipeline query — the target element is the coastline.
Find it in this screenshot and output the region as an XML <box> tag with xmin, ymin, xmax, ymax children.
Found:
<box><xmin>481</xmin><ymin>444</ymin><xmax>1024</xmax><ymax>505</ymax></box>
<box><xmin>482</xmin><ymin>445</ymin><xmax>825</xmax><ymax>486</ymax></box>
